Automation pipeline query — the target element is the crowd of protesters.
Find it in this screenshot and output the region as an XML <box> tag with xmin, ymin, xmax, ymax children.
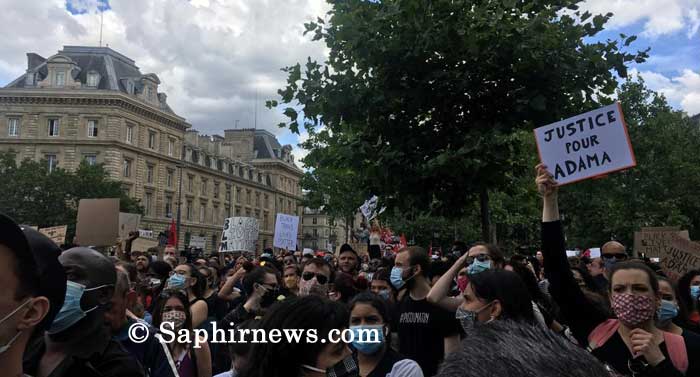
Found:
<box><xmin>1</xmin><ymin>165</ymin><xmax>700</xmax><ymax>376</ymax></box>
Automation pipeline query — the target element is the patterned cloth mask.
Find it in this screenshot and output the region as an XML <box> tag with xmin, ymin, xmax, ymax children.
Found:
<box><xmin>611</xmin><ymin>293</ymin><xmax>655</xmax><ymax>328</ymax></box>
<box><xmin>162</xmin><ymin>310</ymin><xmax>186</xmax><ymax>329</ymax></box>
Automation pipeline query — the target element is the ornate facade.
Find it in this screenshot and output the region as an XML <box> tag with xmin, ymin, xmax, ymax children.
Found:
<box><xmin>0</xmin><ymin>46</ymin><xmax>303</xmax><ymax>253</ymax></box>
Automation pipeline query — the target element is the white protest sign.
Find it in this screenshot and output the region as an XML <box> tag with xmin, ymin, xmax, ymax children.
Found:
<box><xmin>189</xmin><ymin>236</ymin><xmax>207</xmax><ymax>249</ymax></box>
<box><xmin>138</xmin><ymin>229</ymin><xmax>155</xmax><ymax>239</ymax></box>
<box><xmin>359</xmin><ymin>196</ymin><xmax>386</xmax><ymax>221</ymax></box>
<box><xmin>589</xmin><ymin>248</ymin><xmax>601</xmax><ymax>258</ymax></box>
<box><xmin>273</xmin><ymin>214</ymin><xmax>299</xmax><ymax>250</ymax></box>
<box><xmin>220</xmin><ymin>217</ymin><xmax>259</xmax><ymax>253</ymax></box>
<box><xmin>534</xmin><ymin>103</ymin><xmax>636</xmax><ymax>186</ymax></box>
<box><xmin>39</xmin><ymin>225</ymin><xmax>67</xmax><ymax>246</ymax></box>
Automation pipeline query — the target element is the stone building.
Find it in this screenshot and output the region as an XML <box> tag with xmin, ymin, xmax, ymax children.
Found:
<box><xmin>0</xmin><ymin>45</ymin><xmax>303</xmax><ymax>253</ymax></box>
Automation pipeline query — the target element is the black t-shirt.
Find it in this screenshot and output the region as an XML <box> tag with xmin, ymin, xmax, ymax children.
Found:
<box><xmin>367</xmin><ymin>348</ymin><xmax>406</xmax><ymax>377</ymax></box>
<box><xmin>395</xmin><ymin>294</ymin><xmax>460</xmax><ymax>376</ymax></box>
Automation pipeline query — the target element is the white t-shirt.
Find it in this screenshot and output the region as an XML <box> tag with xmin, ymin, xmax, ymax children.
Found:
<box><xmin>389</xmin><ymin>359</ymin><xmax>424</xmax><ymax>377</ymax></box>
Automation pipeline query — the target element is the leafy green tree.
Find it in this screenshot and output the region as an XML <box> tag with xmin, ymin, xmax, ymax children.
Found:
<box><xmin>270</xmin><ymin>0</ymin><xmax>648</xmax><ymax>242</ymax></box>
<box><xmin>0</xmin><ymin>152</ymin><xmax>142</xmax><ymax>244</ymax></box>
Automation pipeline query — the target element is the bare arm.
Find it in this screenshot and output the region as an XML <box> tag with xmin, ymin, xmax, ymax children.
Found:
<box><xmin>190</xmin><ymin>300</ymin><xmax>208</xmax><ymax>328</ymax></box>
<box><xmin>427</xmin><ymin>254</ymin><xmax>469</xmax><ymax>311</ymax></box>
<box><xmin>194</xmin><ymin>338</ymin><xmax>212</xmax><ymax>377</ymax></box>
<box><xmin>217</xmin><ymin>268</ymin><xmax>245</xmax><ymax>301</ymax></box>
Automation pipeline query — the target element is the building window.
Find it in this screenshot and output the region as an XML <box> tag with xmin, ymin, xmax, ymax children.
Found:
<box><xmin>84</xmin><ymin>155</ymin><xmax>97</xmax><ymax>166</ymax></box>
<box><xmin>258</xmin><ymin>173</ymin><xmax>263</xmax><ymax>183</ymax></box>
<box><xmin>123</xmin><ymin>158</ymin><xmax>132</xmax><ymax>177</ymax></box>
<box><xmin>235</xmin><ymin>206</ymin><xmax>241</xmax><ymax>216</ymax></box>
<box><xmin>188</xmin><ymin>175</ymin><xmax>194</xmax><ymax>192</ymax></box>
<box><xmin>166</xmin><ymin>169</ymin><xmax>174</xmax><ymax>188</ymax></box>
<box><xmin>186</xmin><ymin>200</ymin><xmax>193</xmax><ymax>220</ymax></box>
<box><xmin>214</xmin><ymin>183</ymin><xmax>220</xmax><ymax>199</ymax></box>
<box><xmin>248</xmin><ymin>170</ymin><xmax>253</xmax><ymax>180</ymax></box>
<box><xmin>225</xmin><ymin>205</ymin><xmax>231</xmax><ymax>218</ymax></box>
<box><xmin>225</xmin><ymin>186</ymin><xmax>231</xmax><ymax>202</ymax></box>
<box><xmin>165</xmin><ymin>196</ymin><xmax>173</xmax><ymax>218</ymax></box>
<box><xmin>46</xmin><ymin>154</ymin><xmax>58</xmax><ymax>173</ymax></box>
<box><xmin>87</xmin><ymin>120</ymin><xmax>98</xmax><ymax>137</ymax></box>
<box><xmin>205</xmin><ymin>156</ymin><xmax>211</xmax><ymax>168</ymax></box>
<box><xmin>217</xmin><ymin>160</ymin><xmax>223</xmax><ymax>171</ymax></box>
<box><xmin>255</xmin><ymin>192</ymin><xmax>260</xmax><ymax>207</ymax></box>
<box><xmin>201</xmin><ymin>180</ymin><xmax>207</xmax><ymax>196</ymax></box>
<box><xmin>48</xmin><ymin>119</ymin><xmax>59</xmax><ymax>137</ymax></box>
<box><xmin>148</xmin><ymin>130</ymin><xmax>156</xmax><ymax>149</ymax></box>
<box><xmin>313</xmin><ymin>229</ymin><xmax>318</xmax><ymax>237</ymax></box>
<box><xmin>8</xmin><ymin>118</ymin><xmax>19</xmax><ymax>136</ymax></box>
<box><xmin>245</xmin><ymin>208</ymin><xmax>251</xmax><ymax>217</ymax></box>
<box><xmin>246</xmin><ymin>190</ymin><xmax>251</xmax><ymax>205</ymax></box>
<box><xmin>263</xmin><ymin>213</ymin><xmax>269</xmax><ymax>230</ymax></box>
<box><xmin>147</xmin><ymin>86</ymin><xmax>154</xmax><ymax>101</ymax></box>
<box><xmin>87</xmin><ymin>72</ymin><xmax>99</xmax><ymax>87</ymax></box>
<box><xmin>126</xmin><ymin>125</ymin><xmax>134</xmax><ymax>144</ymax></box>
<box><xmin>236</xmin><ymin>188</ymin><xmax>241</xmax><ymax>203</ymax></box>
<box><xmin>213</xmin><ymin>204</ymin><xmax>219</xmax><ymax>224</ymax></box>
<box><xmin>313</xmin><ymin>217</ymin><xmax>317</xmax><ymax>225</ymax></box>
<box><xmin>126</xmin><ymin>80</ymin><xmax>134</xmax><ymax>94</ymax></box>
<box><xmin>191</xmin><ymin>150</ymin><xmax>199</xmax><ymax>164</ymax></box>
<box><xmin>55</xmin><ymin>71</ymin><xmax>65</xmax><ymax>86</ymax></box>
<box><xmin>200</xmin><ymin>203</ymin><xmax>206</xmax><ymax>223</ymax></box>
<box><xmin>239</xmin><ymin>167</ymin><xmax>244</xmax><ymax>177</ymax></box>
<box><xmin>144</xmin><ymin>192</ymin><xmax>153</xmax><ymax>216</ymax></box>
<box><xmin>168</xmin><ymin>138</ymin><xmax>175</xmax><ymax>156</ymax></box>
<box><xmin>25</xmin><ymin>73</ymin><xmax>34</xmax><ymax>86</ymax></box>
<box><xmin>146</xmin><ymin>164</ymin><xmax>154</xmax><ymax>184</ymax></box>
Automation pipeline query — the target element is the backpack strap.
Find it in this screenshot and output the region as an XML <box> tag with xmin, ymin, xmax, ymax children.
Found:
<box><xmin>663</xmin><ymin>331</ymin><xmax>688</xmax><ymax>374</ymax></box>
<box><xmin>587</xmin><ymin>319</ymin><xmax>620</xmax><ymax>351</ymax></box>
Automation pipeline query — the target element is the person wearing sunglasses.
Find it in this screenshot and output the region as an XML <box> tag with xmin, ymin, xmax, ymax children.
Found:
<box><xmin>220</xmin><ymin>264</ymin><xmax>283</xmax><ymax>329</ymax></box>
<box><xmin>536</xmin><ymin>164</ymin><xmax>697</xmax><ymax>376</ymax></box>
<box><xmin>298</xmin><ymin>258</ymin><xmax>334</xmax><ymax>297</ymax></box>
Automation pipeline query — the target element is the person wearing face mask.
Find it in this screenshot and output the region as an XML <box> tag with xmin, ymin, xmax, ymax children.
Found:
<box><xmin>536</xmin><ymin>164</ymin><xmax>698</xmax><ymax>376</ymax></box>
<box><xmin>153</xmin><ymin>290</ymin><xmax>212</xmax><ymax>377</ymax></box>
<box><xmin>426</xmin><ymin>244</ymin><xmax>504</xmax><ymax>311</ymax></box>
<box><xmin>24</xmin><ymin>247</ymin><xmax>146</xmax><ymax>377</ymax></box>
<box><xmin>165</xmin><ymin>264</ymin><xmax>210</xmax><ymax>328</ymax></box>
<box><xmin>392</xmin><ymin>247</ymin><xmax>460</xmax><ymax>377</ymax></box>
<box><xmin>349</xmin><ymin>293</ymin><xmax>423</xmax><ymax>377</ymax></box>
<box><xmin>677</xmin><ymin>270</ymin><xmax>700</xmax><ymax>333</ymax></box>
<box><xmin>219</xmin><ymin>265</ymin><xmax>283</xmax><ymax>330</ymax></box>
<box><xmin>284</xmin><ymin>265</ymin><xmax>301</xmax><ymax>296</ymax></box>
<box><xmin>371</xmin><ymin>268</ymin><xmax>397</xmax><ymax>305</ymax></box>
<box><xmin>0</xmin><ymin>215</ymin><xmax>63</xmax><ymax>377</ymax></box>
<box><xmin>299</xmin><ymin>258</ymin><xmax>334</xmax><ymax>297</ymax></box>
<box><xmin>656</xmin><ymin>277</ymin><xmax>700</xmax><ymax>349</ymax></box>
<box><xmin>108</xmin><ymin>268</ymin><xmax>177</xmax><ymax>377</ymax></box>
<box><xmin>239</xmin><ymin>295</ymin><xmax>358</xmax><ymax>377</ymax></box>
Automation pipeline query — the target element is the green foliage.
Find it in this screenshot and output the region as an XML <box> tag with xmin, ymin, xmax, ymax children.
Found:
<box><xmin>271</xmin><ymin>0</ymin><xmax>647</xmax><ymax>233</ymax></box>
<box><xmin>0</xmin><ymin>153</ymin><xmax>142</xmax><ymax>244</ymax></box>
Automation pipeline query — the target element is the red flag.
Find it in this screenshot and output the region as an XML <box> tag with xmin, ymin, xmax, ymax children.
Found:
<box><xmin>168</xmin><ymin>219</ymin><xmax>177</xmax><ymax>246</ymax></box>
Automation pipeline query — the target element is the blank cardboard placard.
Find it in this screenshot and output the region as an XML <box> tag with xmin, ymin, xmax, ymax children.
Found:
<box><xmin>118</xmin><ymin>213</ymin><xmax>141</xmax><ymax>240</ymax></box>
<box><xmin>75</xmin><ymin>198</ymin><xmax>120</xmax><ymax>247</ymax></box>
<box><xmin>534</xmin><ymin>103</ymin><xmax>636</xmax><ymax>185</ymax></box>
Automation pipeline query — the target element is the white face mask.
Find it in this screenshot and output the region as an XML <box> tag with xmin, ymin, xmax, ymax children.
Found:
<box><xmin>0</xmin><ymin>299</ymin><xmax>32</xmax><ymax>355</ymax></box>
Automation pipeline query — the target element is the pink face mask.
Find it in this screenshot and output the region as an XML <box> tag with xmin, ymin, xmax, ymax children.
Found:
<box><xmin>457</xmin><ymin>276</ymin><xmax>469</xmax><ymax>293</ymax></box>
<box><xmin>611</xmin><ymin>293</ymin><xmax>655</xmax><ymax>328</ymax></box>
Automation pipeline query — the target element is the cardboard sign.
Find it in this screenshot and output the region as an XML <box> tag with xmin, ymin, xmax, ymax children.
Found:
<box><xmin>660</xmin><ymin>237</ymin><xmax>700</xmax><ymax>281</ymax></box>
<box><xmin>220</xmin><ymin>217</ymin><xmax>258</xmax><ymax>253</ymax></box>
<box><xmin>131</xmin><ymin>238</ymin><xmax>159</xmax><ymax>252</ymax></box>
<box><xmin>273</xmin><ymin>214</ymin><xmax>299</xmax><ymax>250</ymax></box>
<box><xmin>38</xmin><ymin>225</ymin><xmax>67</xmax><ymax>246</ymax></box>
<box><xmin>75</xmin><ymin>198</ymin><xmax>120</xmax><ymax>246</ymax></box>
<box><xmin>190</xmin><ymin>236</ymin><xmax>207</xmax><ymax>249</ymax></box>
<box><xmin>534</xmin><ymin>103</ymin><xmax>636</xmax><ymax>185</ymax></box>
<box><xmin>634</xmin><ymin>228</ymin><xmax>690</xmax><ymax>258</ymax></box>
<box><xmin>359</xmin><ymin>196</ymin><xmax>386</xmax><ymax>221</ymax></box>
<box><xmin>118</xmin><ymin>213</ymin><xmax>141</xmax><ymax>240</ymax></box>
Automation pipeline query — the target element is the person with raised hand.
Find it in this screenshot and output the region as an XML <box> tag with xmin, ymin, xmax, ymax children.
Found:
<box><xmin>536</xmin><ymin>163</ymin><xmax>698</xmax><ymax>376</ymax></box>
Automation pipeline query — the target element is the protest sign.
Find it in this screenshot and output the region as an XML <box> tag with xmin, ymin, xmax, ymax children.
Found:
<box><xmin>131</xmin><ymin>238</ymin><xmax>159</xmax><ymax>252</ymax></box>
<box><xmin>220</xmin><ymin>217</ymin><xmax>258</xmax><ymax>254</ymax></box>
<box><xmin>273</xmin><ymin>214</ymin><xmax>299</xmax><ymax>250</ymax></box>
<box><xmin>38</xmin><ymin>225</ymin><xmax>67</xmax><ymax>246</ymax></box>
<box><xmin>190</xmin><ymin>236</ymin><xmax>207</xmax><ymax>249</ymax></box>
<box><xmin>634</xmin><ymin>227</ymin><xmax>690</xmax><ymax>258</ymax></box>
<box><xmin>138</xmin><ymin>229</ymin><xmax>155</xmax><ymax>239</ymax></box>
<box><xmin>75</xmin><ymin>198</ymin><xmax>120</xmax><ymax>246</ymax></box>
<box><xmin>659</xmin><ymin>237</ymin><xmax>700</xmax><ymax>281</ymax></box>
<box><xmin>360</xmin><ymin>196</ymin><xmax>386</xmax><ymax>221</ymax></box>
<box><xmin>118</xmin><ymin>213</ymin><xmax>141</xmax><ymax>240</ymax></box>
<box><xmin>534</xmin><ymin>103</ymin><xmax>636</xmax><ymax>186</ymax></box>
<box><xmin>588</xmin><ymin>248</ymin><xmax>601</xmax><ymax>258</ymax></box>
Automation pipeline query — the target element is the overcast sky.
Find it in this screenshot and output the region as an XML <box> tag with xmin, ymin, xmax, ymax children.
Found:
<box><xmin>0</xmin><ymin>0</ymin><xmax>698</xmax><ymax>167</ymax></box>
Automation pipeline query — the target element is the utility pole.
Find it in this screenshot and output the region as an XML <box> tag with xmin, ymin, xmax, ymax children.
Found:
<box><xmin>176</xmin><ymin>147</ymin><xmax>185</xmax><ymax>250</ymax></box>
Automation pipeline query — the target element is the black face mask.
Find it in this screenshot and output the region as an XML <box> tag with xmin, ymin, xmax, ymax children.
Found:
<box><xmin>260</xmin><ymin>288</ymin><xmax>280</xmax><ymax>308</ymax></box>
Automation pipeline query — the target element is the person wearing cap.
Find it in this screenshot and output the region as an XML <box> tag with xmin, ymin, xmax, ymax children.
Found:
<box><xmin>338</xmin><ymin>244</ymin><xmax>360</xmax><ymax>277</ymax></box>
<box><xmin>0</xmin><ymin>214</ymin><xmax>63</xmax><ymax>377</ymax></box>
<box><xmin>300</xmin><ymin>249</ymin><xmax>315</xmax><ymax>265</ymax></box>
<box><xmin>23</xmin><ymin>247</ymin><xmax>145</xmax><ymax>377</ymax></box>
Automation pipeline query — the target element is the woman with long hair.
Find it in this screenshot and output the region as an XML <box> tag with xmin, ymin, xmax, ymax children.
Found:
<box><xmin>165</xmin><ymin>263</ymin><xmax>209</xmax><ymax>328</ymax></box>
<box><xmin>536</xmin><ymin>164</ymin><xmax>698</xmax><ymax>376</ymax></box>
<box><xmin>153</xmin><ymin>290</ymin><xmax>212</xmax><ymax>377</ymax></box>
<box><xmin>677</xmin><ymin>270</ymin><xmax>700</xmax><ymax>333</ymax></box>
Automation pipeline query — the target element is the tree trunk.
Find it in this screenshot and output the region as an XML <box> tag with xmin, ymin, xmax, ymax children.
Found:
<box><xmin>479</xmin><ymin>189</ymin><xmax>492</xmax><ymax>243</ymax></box>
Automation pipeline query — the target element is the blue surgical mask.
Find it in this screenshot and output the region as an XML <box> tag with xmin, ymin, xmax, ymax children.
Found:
<box><xmin>467</xmin><ymin>259</ymin><xmax>491</xmax><ymax>275</ymax></box>
<box><xmin>603</xmin><ymin>257</ymin><xmax>616</xmax><ymax>271</ymax></box>
<box><xmin>690</xmin><ymin>286</ymin><xmax>700</xmax><ymax>300</ymax></box>
<box><xmin>48</xmin><ymin>281</ymin><xmax>107</xmax><ymax>334</ymax></box>
<box><xmin>456</xmin><ymin>302</ymin><xmax>493</xmax><ymax>332</ymax></box>
<box><xmin>657</xmin><ymin>300</ymin><xmax>679</xmax><ymax>324</ymax></box>
<box><xmin>377</xmin><ymin>289</ymin><xmax>392</xmax><ymax>301</ymax></box>
<box><xmin>350</xmin><ymin>325</ymin><xmax>385</xmax><ymax>355</ymax></box>
<box><xmin>167</xmin><ymin>273</ymin><xmax>187</xmax><ymax>290</ymax></box>
<box><xmin>390</xmin><ymin>267</ymin><xmax>406</xmax><ymax>290</ymax></box>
